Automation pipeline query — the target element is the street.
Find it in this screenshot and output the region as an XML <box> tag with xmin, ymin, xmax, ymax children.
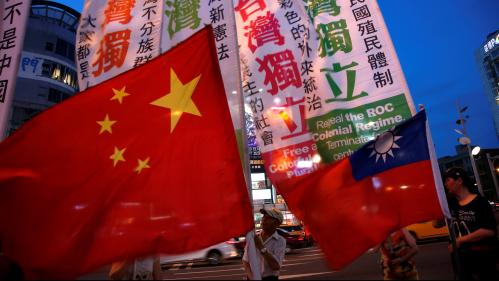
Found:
<box><xmin>81</xmin><ymin>241</ymin><xmax>455</xmax><ymax>280</ymax></box>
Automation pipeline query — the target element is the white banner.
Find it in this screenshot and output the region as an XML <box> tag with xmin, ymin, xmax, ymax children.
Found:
<box><xmin>76</xmin><ymin>0</ymin><xmax>163</xmax><ymax>91</ymax></box>
<box><xmin>78</xmin><ymin>1</ymin><xmax>243</xmax><ymax>130</ymax></box>
<box><xmin>160</xmin><ymin>0</ymin><xmax>243</xmax><ymax>129</ymax></box>
<box><xmin>304</xmin><ymin>0</ymin><xmax>416</xmax><ymax>163</ymax></box>
<box><xmin>235</xmin><ymin>0</ymin><xmax>323</xmax><ymax>183</ymax></box>
<box><xmin>0</xmin><ymin>0</ymin><xmax>32</xmax><ymax>139</ymax></box>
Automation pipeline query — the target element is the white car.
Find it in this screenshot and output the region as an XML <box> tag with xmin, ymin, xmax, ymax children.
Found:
<box><xmin>160</xmin><ymin>242</ymin><xmax>239</xmax><ymax>266</ymax></box>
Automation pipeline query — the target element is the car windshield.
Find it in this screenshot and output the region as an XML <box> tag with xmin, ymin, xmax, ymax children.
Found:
<box><xmin>279</xmin><ymin>225</ymin><xmax>302</xmax><ymax>232</ymax></box>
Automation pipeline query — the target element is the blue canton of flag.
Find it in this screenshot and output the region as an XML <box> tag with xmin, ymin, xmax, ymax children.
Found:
<box><xmin>350</xmin><ymin>111</ymin><xmax>430</xmax><ymax>181</ymax></box>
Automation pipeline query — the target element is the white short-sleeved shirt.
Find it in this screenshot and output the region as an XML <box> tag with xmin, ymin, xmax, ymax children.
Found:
<box><xmin>243</xmin><ymin>231</ymin><xmax>287</xmax><ymax>278</ymax></box>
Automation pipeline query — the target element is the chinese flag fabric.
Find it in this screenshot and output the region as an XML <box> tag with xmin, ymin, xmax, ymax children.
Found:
<box><xmin>277</xmin><ymin>111</ymin><xmax>443</xmax><ymax>270</ymax></box>
<box><xmin>0</xmin><ymin>27</ymin><xmax>253</xmax><ymax>279</ymax></box>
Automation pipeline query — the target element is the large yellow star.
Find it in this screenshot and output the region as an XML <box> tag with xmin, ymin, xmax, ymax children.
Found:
<box><xmin>111</xmin><ymin>86</ymin><xmax>130</xmax><ymax>104</ymax></box>
<box><xmin>150</xmin><ymin>69</ymin><xmax>202</xmax><ymax>133</ymax></box>
<box><xmin>96</xmin><ymin>114</ymin><xmax>117</xmax><ymax>134</ymax></box>
<box><xmin>110</xmin><ymin>146</ymin><xmax>126</xmax><ymax>167</ymax></box>
<box><xmin>134</xmin><ymin>157</ymin><xmax>151</xmax><ymax>174</ymax></box>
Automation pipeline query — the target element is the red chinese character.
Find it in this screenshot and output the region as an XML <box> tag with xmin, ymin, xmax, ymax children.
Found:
<box><xmin>235</xmin><ymin>0</ymin><xmax>267</xmax><ymax>22</ymax></box>
<box><xmin>256</xmin><ymin>50</ymin><xmax>303</xmax><ymax>95</ymax></box>
<box><xmin>92</xmin><ymin>30</ymin><xmax>131</xmax><ymax>77</ymax></box>
<box><xmin>104</xmin><ymin>0</ymin><xmax>136</xmax><ymax>25</ymax></box>
<box><xmin>273</xmin><ymin>97</ymin><xmax>307</xmax><ymax>140</ymax></box>
<box><xmin>245</xmin><ymin>12</ymin><xmax>285</xmax><ymax>53</ymax></box>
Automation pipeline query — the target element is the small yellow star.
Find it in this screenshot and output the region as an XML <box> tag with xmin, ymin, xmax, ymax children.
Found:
<box><xmin>111</xmin><ymin>86</ymin><xmax>130</xmax><ymax>104</ymax></box>
<box><xmin>110</xmin><ymin>146</ymin><xmax>126</xmax><ymax>167</ymax></box>
<box><xmin>134</xmin><ymin>157</ymin><xmax>151</xmax><ymax>174</ymax></box>
<box><xmin>96</xmin><ymin>114</ymin><xmax>117</xmax><ymax>134</ymax></box>
<box><xmin>150</xmin><ymin>68</ymin><xmax>202</xmax><ymax>133</ymax></box>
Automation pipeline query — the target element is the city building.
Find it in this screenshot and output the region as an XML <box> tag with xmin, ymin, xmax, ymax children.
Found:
<box><xmin>439</xmin><ymin>145</ymin><xmax>499</xmax><ymax>201</ymax></box>
<box><xmin>6</xmin><ymin>0</ymin><xmax>80</xmax><ymax>135</ymax></box>
<box><xmin>475</xmin><ymin>29</ymin><xmax>499</xmax><ymax>139</ymax></box>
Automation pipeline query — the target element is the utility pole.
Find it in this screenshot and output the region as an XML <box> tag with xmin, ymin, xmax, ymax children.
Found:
<box><xmin>455</xmin><ymin>102</ymin><xmax>484</xmax><ymax>196</ymax></box>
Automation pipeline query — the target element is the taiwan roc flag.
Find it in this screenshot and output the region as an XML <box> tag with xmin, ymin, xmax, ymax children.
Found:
<box><xmin>0</xmin><ymin>27</ymin><xmax>253</xmax><ymax>279</ymax></box>
<box><xmin>277</xmin><ymin>111</ymin><xmax>448</xmax><ymax>270</ymax></box>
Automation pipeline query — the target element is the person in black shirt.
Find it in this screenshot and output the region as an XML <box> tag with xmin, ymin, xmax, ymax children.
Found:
<box><xmin>442</xmin><ymin>167</ymin><xmax>498</xmax><ymax>280</ymax></box>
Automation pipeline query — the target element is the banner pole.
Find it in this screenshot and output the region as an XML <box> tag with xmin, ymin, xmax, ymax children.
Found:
<box><xmin>228</xmin><ymin>3</ymin><xmax>261</xmax><ymax>280</ymax></box>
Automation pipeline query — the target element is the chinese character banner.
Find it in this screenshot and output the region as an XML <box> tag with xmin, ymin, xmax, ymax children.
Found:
<box><xmin>0</xmin><ymin>0</ymin><xmax>32</xmax><ymax>137</ymax></box>
<box><xmin>235</xmin><ymin>0</ymin><xmax>323</xmax><ymax>183</ymax></box>
<box><xmin>76</xmin><ymin>0</ymin><xmax>163</xmax><ymax>91</ymax></box>
<box><xmin>161</xmin><ymin>0</ymin><xmax>243</xmax><ymax>129</ymax></box>
<box><xmin>304</xmin><ymin>0</ymin><xmax>416</xmax><ymax>163</ymax></box>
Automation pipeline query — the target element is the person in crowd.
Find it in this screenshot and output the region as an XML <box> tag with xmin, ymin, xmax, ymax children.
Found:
<box><xmin>379</xmin><ymin>228</ymin><xmax>419</xmax><ymax>280</ymax></box>
<box><xmin>243</xmin><ymin>208</ymin><xmax>286</xmax><ymax>280</ymax></box>
<box><xmin>434</xmin><ymin>167</ymin><xmax>498</xmax><ymax>280</ymax></box>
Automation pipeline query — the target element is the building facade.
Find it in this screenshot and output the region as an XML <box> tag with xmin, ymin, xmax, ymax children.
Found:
<box><xmin>475</xmin><ymin>30</ymin><xmax>499</xmax><ymax>139</ymax></box>
<box><xmin>7</xmin><ymin>0</ymin><xmax>79</xmax><ymax>135</ymax></box>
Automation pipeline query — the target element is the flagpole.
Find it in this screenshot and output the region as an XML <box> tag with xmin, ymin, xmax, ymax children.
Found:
<box><xmin>227</xmin><ymin>2</ymin><xmax>261</xmax><ymax>280</ymax></box>
<box><xmin>424</xmin><ymin>106</ymin><xmax>461</xmax><ymax>280</ymax></box>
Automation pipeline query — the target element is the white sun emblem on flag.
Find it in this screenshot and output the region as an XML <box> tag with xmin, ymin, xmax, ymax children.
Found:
<box><xmin>369</xmin><ymin>129</ymin><xmax>403</xmax><ymax>163</ymax></box>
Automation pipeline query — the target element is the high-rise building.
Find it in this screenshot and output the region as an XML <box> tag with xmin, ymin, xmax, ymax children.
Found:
<box><xmin>476</xmin><ymin>30</ymin><xmax>499</xmax><ymax>139</ymax></box>
<box><xmin>7</xmin><ymin>0</ymin><xmax>80</xmax><ymax>135</ymax></box>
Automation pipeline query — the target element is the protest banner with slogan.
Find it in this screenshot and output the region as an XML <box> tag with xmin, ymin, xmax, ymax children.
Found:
<box><xmin>303</xmin><ymin>0</ymin><xmax>416</xmax><ymax>163</ymax></box>
<box><xmin>0</xmin><ymin>0</ymin><xmax>31</xmax><ymax>139</ymax></box>
<box><xmin>235</xmin><ymin>0</ymin><xmax>323</xmax><ymax>183</ymax></box>
<box><xmin>76</xmin><ymin>0</ymin><xmax>163</xmax><ymax>91</ymax></box>
<box><xmin>78</xmin><ymin>1</ymin><xmax>244</xmax><ymax>131</ymax></box>
<box><xmin>161</xmin><ymin>0</ymin><xmax>244</xmax><ymax>129</ymax></box>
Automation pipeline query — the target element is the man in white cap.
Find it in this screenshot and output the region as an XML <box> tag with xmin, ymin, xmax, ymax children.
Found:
<box><xmin>242</xmin><ymin>208</ymin><xmax>286</xmax><ymax>280</ymax></box>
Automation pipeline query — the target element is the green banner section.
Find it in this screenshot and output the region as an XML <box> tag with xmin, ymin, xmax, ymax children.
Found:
<box><xmin>307</xmin><ymin>94</ymin><xmax>413</xmax><ymax>163</ymax></box>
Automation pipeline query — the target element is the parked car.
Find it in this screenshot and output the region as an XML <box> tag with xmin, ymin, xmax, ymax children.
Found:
<box><xmin>160</xmin><ymin>241</ymin><xmax>239</xmax><ymax>266</ymax></box>
<box><xmin>228</xmin><ymin>236</ymin><xmax>246</xmax><ymax>257</ymax></box>
<box><xmin>406</xmin><ymin>221</ymin><xmax>449</xmax><ymax>242</ymax></box>
<box><xmin>277</xmin><ymin>225</ymin><xmax>308</xmax><ymax>253</ymax></box>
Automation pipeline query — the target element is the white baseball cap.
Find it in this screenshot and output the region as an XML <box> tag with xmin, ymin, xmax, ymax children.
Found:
<box><xmin>260</xmin><ymin>208</ymin><xmax>284</xmax><ymax>224</ymax></box>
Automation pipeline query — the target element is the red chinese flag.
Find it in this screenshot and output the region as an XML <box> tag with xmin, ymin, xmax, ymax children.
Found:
<box><xmin>0</xmin><ymin>27</ymin><xmax>253</xmax><ymax>279</ymax></box>
<box><xmin>277</xmin><ymin>112</ymin><xmax>444</xmax><ymax>270</ymax></box>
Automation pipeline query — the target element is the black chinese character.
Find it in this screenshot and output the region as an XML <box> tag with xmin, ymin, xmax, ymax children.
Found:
<box><xmin>352</xmin><ymin>5</ymin><xmax>371</xmax><ymax>21</ymax></box>
<box><xmin>137</xmin><ymin>38</ymin><xmax>154</xmax><ymax>54</ymax></box>
<box><xmin>142</xmin><ymin>6</ymin><xmax>157</xmax><ymax>20</ymax></box>
<box><xmin>210</xmin><ymin>5</ymin><xmax>224</xmax><ymax>24</ymax></box>
<box><xmin>0</xmin><ymin>80</ymin><xmax>8</xmax><ymax>103</ymax></box>
<box><xmin>217</xmin><ymin>43</ymin><xmax>229</xmax><ymax>60</ymax></box>
<box><xmin>285</xmin><ymin>11</ymin><xmax>301</xmax><ymax>25</ymax></box>
<box><xmin>3</xmin><ymin>2</ymin><xmax>22</xmax><ymax>25</ymax></box>
<box><xmin>213</xmin><ymin>24</ymin><xmax>227</xmax><ymax>42</ymax></box>
<box><xmin>0</xmin><ymin>54</ymin><xmax>12</xmax><ymax>76</ymax></box>
<box><xmin>373</xmin><ymin>69</ymin><xmax>393</xmax><ymax>88</ymax></box>
<box><xmin>0</xmin><ymin>28</ymin><xmax>16</xmax><ymax>50</ymax></box>
<box><xmin>81</xmin><ymin>14</ymin><xmax>97</xmax><ymax>28</ymax></box>
<box><xmin>141</xmin><ymin>22</ymin><xmax>155</xmax><ymax>37</ymax></box>
<box><xmin>364</xmin><ymin>35</ymin><xmax>382</xmax><ymax>52</ymax></box>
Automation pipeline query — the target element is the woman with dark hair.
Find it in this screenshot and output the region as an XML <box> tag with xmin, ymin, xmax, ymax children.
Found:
<box><xmin>441</xmin><ymin>167</ymin><xmax>498</xmax><ymax>280</ymax></box>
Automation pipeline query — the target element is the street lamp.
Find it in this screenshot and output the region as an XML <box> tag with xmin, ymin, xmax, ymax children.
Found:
<box><xmin>454</xmin><ymin>103</ymin><xmax>484</xmax><ymax>196</ymax></box>
<box><xmin>472</xmin><ymin>146</ymin><xmax>481</xmax><ymax>156</ymax></box>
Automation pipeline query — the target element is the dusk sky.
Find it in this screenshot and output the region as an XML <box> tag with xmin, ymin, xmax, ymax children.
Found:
<box><xmin>58</xmin><ymin>0</ymin><xmax>499</xmax><ymax>158</ymax></box>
